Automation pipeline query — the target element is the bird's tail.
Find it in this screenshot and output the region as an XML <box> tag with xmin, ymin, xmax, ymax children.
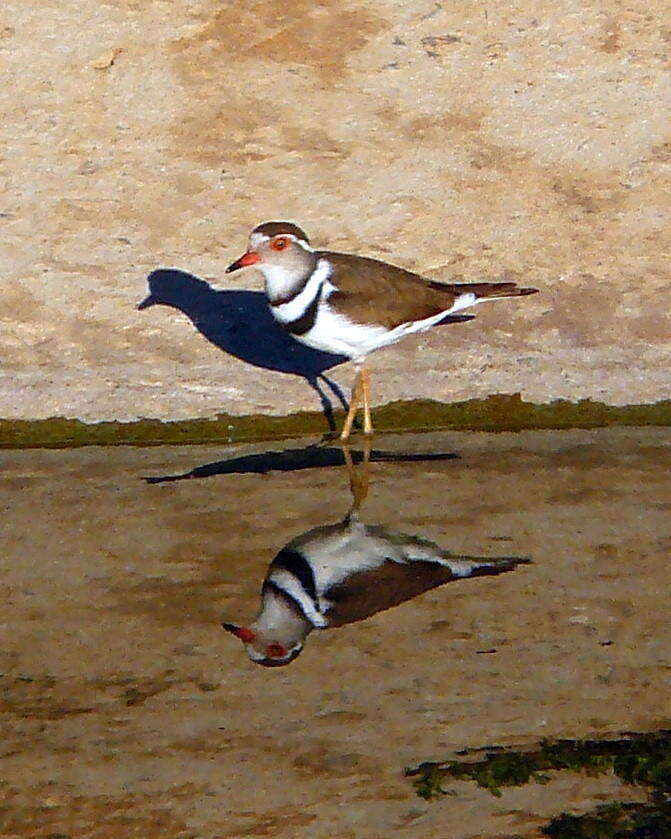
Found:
<box><xmin>429</xmin><ymin>280</ymin><xmax>539</xmax><ymax>299</ymax></box>
<box><xmin>440</xmin><ymin>554</ymin><xmax>532</xmax><ymax>579</ymax></box>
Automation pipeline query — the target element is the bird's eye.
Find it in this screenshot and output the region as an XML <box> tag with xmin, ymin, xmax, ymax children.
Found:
<box><xmin>267</xmin><ymin>642</ymin><xmax>287</xmax><ymax>658</ymax></box>
<box><xmin>271</xmin><ymin>237</ymin><xmax>288</xmax><ymax>251</ymax></box>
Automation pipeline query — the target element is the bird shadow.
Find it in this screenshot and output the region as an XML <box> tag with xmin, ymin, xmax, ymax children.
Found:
<box><xmin>143</xmin><ymin>444</ymin><xmax>459</xmax><ymax>484</ymax></box>
<box><xmin>138</xmin><ymin>268</ymin><xmax>350</xmax><ymax>431</ymax></box>
<box><xmin>138</xmin><ymin>268</ymin><xmax>476</xmax><ymax>433</ymax></box>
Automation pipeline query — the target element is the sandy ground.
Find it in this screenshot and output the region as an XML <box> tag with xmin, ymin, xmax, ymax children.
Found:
<box><xmin>1</xmin><ymin>427</ymin><xmax>670</xmax><ymax>837</ymax></box>
<box><xmin>1</xmin><ymin>0</ymin><xmax>670</xmax><ymax>422</ymax></box>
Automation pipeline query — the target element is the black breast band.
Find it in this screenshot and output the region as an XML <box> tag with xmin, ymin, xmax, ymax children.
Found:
<box><xmin>284</xmin><ymin>286</ymin><xmax>322</xmax><ymax>336</ymax></box>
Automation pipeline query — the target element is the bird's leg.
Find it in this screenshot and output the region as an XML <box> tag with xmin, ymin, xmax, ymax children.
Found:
<box><xmin>342</xmin><ymin>442</ymin><xmax>371</xmax><ymax>514</ymax></box>
<box><xmin>342</xmin><ymin>443</ymin><xmax>355</xmax><ymax>486</ymax></box>
<box><xmin>359</xmin><ymin>435</ymin><xmax>372</xmax><ymax>502</ymax></box>
<box><xmin>340</xmin><ymin>368</ymin><xmax>363</xmax><ymax>441</ymax></box>
<box><xmin>360</xmin><ymin>365</ymin><xmax>374</xmax><ymax>436</ymax></box>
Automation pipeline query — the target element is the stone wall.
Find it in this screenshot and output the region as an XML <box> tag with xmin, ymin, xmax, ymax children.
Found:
<box><xmin>2</xmin><ymin>0</ymin><xmax>669</xmax><ymax>422</ymax></box>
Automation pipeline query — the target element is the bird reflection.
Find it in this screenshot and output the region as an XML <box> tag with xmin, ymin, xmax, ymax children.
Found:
<box><xmin>223</xmin><ymin>445</ymin><xmax>530</xmax><ymax>667</ymax></box>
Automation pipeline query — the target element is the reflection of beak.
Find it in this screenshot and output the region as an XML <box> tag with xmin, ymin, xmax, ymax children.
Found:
<box><xmin>137</xmin><ymin>293</ymin><xmax>156</xmax><ymax>310</ymax></box>
<box><xmin>222</xmin><ymin>622</ymin><xmax>256</xmax><ymax>643</ymax></box>
<box><xmin>226</xmin><ymin>251</ymin><xmax>260</xmax><ymax>273</ymax></box>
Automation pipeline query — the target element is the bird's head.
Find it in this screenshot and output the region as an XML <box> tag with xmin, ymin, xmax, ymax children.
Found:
<box><xmin>222</xmin><ymin>621</ymin><xmax>304</xmax><ymax>668</ymax></box>
<box><xmin>226</xmin><ymin>221</ymin><xmax>315</xmax><ymax>286</ymax></box>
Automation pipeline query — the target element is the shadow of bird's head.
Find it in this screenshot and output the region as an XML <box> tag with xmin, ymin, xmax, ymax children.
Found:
<box><xmin>138</xmin><ymin>269</ymin><xmax>213</xmax><ymax>311</ymax></box>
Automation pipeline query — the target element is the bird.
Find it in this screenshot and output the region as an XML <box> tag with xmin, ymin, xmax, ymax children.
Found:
<box><xmin>222</xmin><ymin>509</ymin><xmax>530</xmax><ymax>668</ymax></box>
<box><xmin>222</xmin><ymin>446</ymin><xmax>530</xmax><ymax>668</ymax></box>
<box><xmin>226</xmin><ymin>221</ymin><xmax>538</xmax><ymax>440</ymax></box>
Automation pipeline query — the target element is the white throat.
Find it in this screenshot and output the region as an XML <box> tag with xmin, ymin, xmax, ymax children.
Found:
<box><xmin>256</xmin><ymin>584</ymin><xmax>315</xmax><ymax>639</ymax></box>
<box><xmin>259</xmin><ymin>262</ymin><xmax>307</xmax><ymax>303</ymax></box>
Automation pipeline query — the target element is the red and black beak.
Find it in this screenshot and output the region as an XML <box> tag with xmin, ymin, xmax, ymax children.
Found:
<box><xmin>226</xmin><ymin>251</ymin><xmax>260</xmax><ymax>273</ymax></box>
<box><xmin>222</xmin><ymin>622</ymin><xmax>256</xmax><ymax>643</ymax></box>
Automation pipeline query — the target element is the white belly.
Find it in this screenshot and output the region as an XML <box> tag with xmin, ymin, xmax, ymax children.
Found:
<box><xmin>294</xmin><ymin>298</ymin><xmax>475</xmax><ymax>362</ymax></box>
<box><xmin>296</xmin><ymin>305</ymin><xmax>390</xmax><ymax>359</ymax></box>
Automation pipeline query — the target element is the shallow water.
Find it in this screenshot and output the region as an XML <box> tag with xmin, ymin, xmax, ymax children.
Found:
<box><xmin>1</xmin><ymin>428</ymin><xmax>669</xmax><ymax>837</ymax></box>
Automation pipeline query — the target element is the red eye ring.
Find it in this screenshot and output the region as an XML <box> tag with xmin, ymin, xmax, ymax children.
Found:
<box><xmin>271</xmin><ymin>237</ymin><xmax>288</xmax><ymax>251</ymax></box>
<box><xmin>267</xmin><ymin>642</ymin><xmax>287</xmax><ymax>658</ymax></box>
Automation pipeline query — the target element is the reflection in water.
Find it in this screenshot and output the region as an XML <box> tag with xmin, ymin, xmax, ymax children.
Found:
<box><xmin>223</xmin><ymin>446</ymin><xmax>531</xmax><ymax>667</ymax></box>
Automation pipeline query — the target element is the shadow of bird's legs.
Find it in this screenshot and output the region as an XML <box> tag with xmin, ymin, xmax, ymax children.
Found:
<box><xmin>342</xmin><ymin>438</ymin><xmax>372</xmax><ymax>514</ymax></box>
<box><xmin>309</xmin><ymin>376</ymin><xmax>337</xmax><ymax>432</ymax></box>
<box><xmin>319</xmin><ymin>373</ymin><xmax>349</xmax><ymax>413</ymax></box>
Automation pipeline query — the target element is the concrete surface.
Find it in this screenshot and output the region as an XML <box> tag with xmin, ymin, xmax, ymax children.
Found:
<box><xmin>1</xmin><ymin>0</ymin><xmax>670</xmax><ymax>422</ymax></box>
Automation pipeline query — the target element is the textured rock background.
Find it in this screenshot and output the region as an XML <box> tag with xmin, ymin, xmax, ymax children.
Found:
<box><xmin>1</xmin><ymin>0</ymin><xmax>669</xmax><ymax>422</ymax></box>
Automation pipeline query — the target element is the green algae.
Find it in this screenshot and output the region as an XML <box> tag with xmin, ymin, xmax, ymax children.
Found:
<box><xmin>543</xmin><ymin>800</ymin><xmax>671</xmax><ymax>838</ymax></box>
<box><xmin>1</xmin><ymin>394</ymin><xmax>671</xmax><ymax>449</ymax></box>
<box><xmin>406</xmin><ymin>730</ymin><xmax>671</xmax><ymax>838</ymax></box>
<box><xmin>378</xmin><ymin>394</ymin><xmax>671</xmax><ymax>434</ymax></box>
<box><xmin>406</xmin><ymin>730</ymin><xmax>671</xmax><ymax>799</ymax></box>
<box><xmin>0</xmin><ymin>412</ymin><xmax>326</xmax><ymax>450</ymax></box>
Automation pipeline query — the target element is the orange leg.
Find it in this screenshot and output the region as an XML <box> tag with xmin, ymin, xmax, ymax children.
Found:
<box><xmin>360</xmin><ymin>366</ymin><xmax>373</xmax><ymax>436</ymax></box>
<box><xmin>342</xmin><ymin>439</ymin><xmax>372</xmax><ymax>514</ymax></box>
<box><xmin>340</xmin><ymin>369</ymin><xmax>363</xmax><ymax>441</ymax></box>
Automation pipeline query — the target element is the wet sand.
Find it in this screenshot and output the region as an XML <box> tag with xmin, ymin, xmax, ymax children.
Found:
<box><xmin>1</xmin><ymin>428</ymin><xmax>669</xmax><ymax>837</ymax></box>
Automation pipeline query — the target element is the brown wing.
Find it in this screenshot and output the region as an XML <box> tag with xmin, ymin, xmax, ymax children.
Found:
<box><xmin>321</xmin><ymin>252</ymin><xmax>460</xmax><ymax>329</ymax></box>
<box><xmin>324</xmin><ymin>559</ymin><xmax>457</xmax><ymax>627</ymax></box>
<box><xmin>322</xmin><ymin>252</ymin><xmax>538</xmax><ymax>329</ymax></box>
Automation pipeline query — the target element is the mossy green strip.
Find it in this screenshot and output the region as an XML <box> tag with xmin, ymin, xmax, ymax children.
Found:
<box><xmin>1</xmin><ymin>394</ymin><xmax>671</xmax><ymax>449</ymax></box>
<box><xmin>543</xmin><ymin>799</ymin><xmax>671</xmax><ymax>839</ymax></box>
<box><xmin>405</xmin><ymin>730</ymin><xmax>671</xmax><ymax>800</ymax></box>
<box><xmin>406</xmin><ymin>730</ymin><xmax>671</xmax><ymax>838</ymax></box>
